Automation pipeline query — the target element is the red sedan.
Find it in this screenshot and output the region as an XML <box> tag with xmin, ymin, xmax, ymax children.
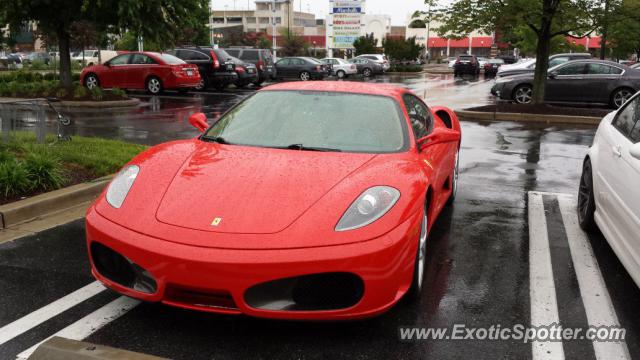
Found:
<box><xmin>80</xmin><ymin>52</ymin><xmax>200</xmax><ymax>94</ymax></box>
<box><xmin>86</xmin><ymin>81</ymin><xmax>462</xmax><ymax>320</ymax></box>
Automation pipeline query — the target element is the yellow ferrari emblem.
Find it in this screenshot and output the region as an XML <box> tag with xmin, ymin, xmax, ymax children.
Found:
<box><xmin>211</xmin><ymin>217</ymin><xmax>222</xmax><ymax>226</ymax></box>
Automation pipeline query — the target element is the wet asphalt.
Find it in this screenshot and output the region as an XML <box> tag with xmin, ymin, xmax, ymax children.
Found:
<box><xmin>1</xmin><ymin>73</ymin><xmax>639</xmax><ymax>360</ymax></box>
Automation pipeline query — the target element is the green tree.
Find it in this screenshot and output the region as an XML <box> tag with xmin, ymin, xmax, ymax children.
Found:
<box><xmin>353</xmin><ymin>33</ymin><xmax>378</xmax><ymax>56</ymax></box>
<box><xmin>602</xmin><ymin>0</ymin><xmax>640</xmax><ymax>59</ymax></box>
<box><xmin>383</xmin><ymin>36</ymin><xmax>424</xmax><ymax>62</ymax></box>
<box><xmin>114</xmin><ymin>32</ymin><xmax>164</xmax><ymax>51</ymax></box>
<box><xmin>279</xmin><ymin>28</ymin><xmax>308</xmax><ymax>56</ymax></box>
<box><xmin>434</xmin><ymin>0</ymin><xmax>599</xmax><ymax>104</ymax></box>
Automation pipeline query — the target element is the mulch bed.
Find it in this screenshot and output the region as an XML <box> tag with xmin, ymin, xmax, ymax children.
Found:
<box><xmin>467</xmin><ymin>104</ymin><xmax>612</xmax><ymax>118</ymax></box>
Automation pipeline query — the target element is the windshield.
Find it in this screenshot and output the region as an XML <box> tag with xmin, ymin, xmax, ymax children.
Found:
<box><xmin>203</xmin><ymin>91</ymin><xmax>407</xmax><ymax>153</ymax></box>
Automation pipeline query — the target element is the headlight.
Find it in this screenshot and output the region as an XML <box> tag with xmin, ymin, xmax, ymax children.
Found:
<box><xmin>106</xmin><ymin>165</ymin><xmax>139</xmax><ymax>208</ymax></box>
<box><xmin>335</xmin><ymin>186</ymin><xmax>400</xmax><ymax>231</ymax></box>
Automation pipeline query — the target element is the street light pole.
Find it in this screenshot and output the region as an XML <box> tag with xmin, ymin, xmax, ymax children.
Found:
<box><xmin>425</xmin><ymin>3</ymin><xmax>431</xmax><ymax>63</ymax></box>
<box><xmin>272</xmin><ymin>0</ymin><xmax>277</xmax><ymax>59</ymax></box>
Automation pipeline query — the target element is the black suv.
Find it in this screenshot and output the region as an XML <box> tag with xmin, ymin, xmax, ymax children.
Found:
<box><xmin>169</xmin><ymin>47</ymin><xmax>238</xmax><ymax>91</ymax></box>
<box><xmin>224</xmin><ymin>48</ymin><xmax>276</xmax><ymax>86</ymax></box>
<box><xmin>453</xmin><ymin>54</ymin><xmax>480</xmax><ymax>77</ymax></box>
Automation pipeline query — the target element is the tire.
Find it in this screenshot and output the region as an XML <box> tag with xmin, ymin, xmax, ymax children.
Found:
<box><xmin>84</xmin><ymin>73</ymin><xmax>99</xmax><ymax>89</ymax></box>
<box><xmin>146</xmin><ymin>76</ymin><xmax>163</xmax><ymax>95</ymax></box>
<box><xmin>214</xmin><ymin>82</ymin><xmax>227</xmax><ymax>91</ymax></box>
<box><xmin>299</xmin><ymin>71</ymin><xmax>311</xmax><ymax>81</ymax></box>
<box><xmin>336</xmin><ymin>70</ymin><xmax>346</xmax><ymax>79</ymax></box>
<box><xmin>513</xmin><ymin>84</ymin><xmax>533</xmax><ymax>104</ymax></box>
<box><xmin>447</xmin><ymin>149</ymin><xmax>460</xmax><ymax>205</ymax></box>
<box><xmin>610</xmin><ymin>87</ymin><xmax>635</xmax><ymax>109</ymax></box>
<box><xmin>578</xmin><ymin>158</ymin><xmax>597</xmax><ymax>231</ymax></box>
<box><xmin>407</xmin><ymin>202</ymin><xmax>428</xmax><ymax>301</ymax></box>
<box><xmin>363</xmin><ymin>68</ymin><xmax>372</xmax><ymax>77</ymax></box>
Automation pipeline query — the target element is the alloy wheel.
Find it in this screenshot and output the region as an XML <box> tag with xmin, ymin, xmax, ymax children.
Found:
<box><xmin>363</xmin><ymin>68</ymin><xmax>372</xmax><ymax>77</ymax></box>
<box><xmin>148</xmin><ymin>78</ymin><xmax>161</xmax><ymax>94</ymax></box>
<box><xmin>578</xmin><ymin>162</ymin><xmax>592</xmax><ymax>221</ymax></box>
<box><xmin>514</xmin><ymin>86</ymin><xmax>533</xmax><ymax>104</ymax></box>
<box><xmin>337</xmin><ymin>70</ymin><xmax>345</xmax><ymax>79</ymax></box>
<box><xmin>300</xmin><ymin>72</ymin><xmax>310</xmax><ymax>81</ymax></box>
<box><xmin>613</xmin><ymin>89</ymin><xmax>633</xmax><ymax>108</ymax></box>
<box><xmin>85</xmin><ymin>75</ymin><xmax>98</xmax><ymax>89</ymax></box>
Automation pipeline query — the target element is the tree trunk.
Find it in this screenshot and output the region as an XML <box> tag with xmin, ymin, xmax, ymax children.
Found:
<box><xmin>57</xmin><ymin>27</ymin><xmax>73</xmax><ymax>89</ymax></box>
<box><xmin>532</xmin><ymin>28</ymin><xmax>552</xmax><ymax>104</ymax></box>
<box><xmin>600</xmin><ymin>0</ymin><xmax>610</xmax><ymax>60</ymax></box>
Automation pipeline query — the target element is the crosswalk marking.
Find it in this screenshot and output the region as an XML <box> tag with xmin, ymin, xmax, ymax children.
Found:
<box><xmin>0</xmin><ymin>281</ymin><xmax>105</xmax><ymax>346</ymax></box>
<box><xmin>557</xmin><ymin>196</ymin><xmax>631</xmax><ymax>360</ymax></box>
<box><xmin>528</xmin><ymin>192</ymin><xmax>565</xmax><ymax>360</ymax></box>
<box><xmin>15</xmin><ymin>296</ymin><xmax>140</xmax><ymax>360</ymax></box>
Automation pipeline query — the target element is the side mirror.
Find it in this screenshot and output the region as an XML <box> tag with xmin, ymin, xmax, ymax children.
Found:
<box><xmin>189</xmin><ymin>113</ymin><xmax>209</xmax><ymax>133</ymax></box>
<box><xmin>548</xmin><ymin>72</ymin><xmax>557</xmax><ymax>79</ymax></box>
<box><xmin>630</xmin><ymin>143</ymin><xmax>640</xmax><ymax>160</ymax></box>
<box><xmin>417</xmin><ymin>127</ymin><xmax>461</xmax><ymax>151</ymax></box>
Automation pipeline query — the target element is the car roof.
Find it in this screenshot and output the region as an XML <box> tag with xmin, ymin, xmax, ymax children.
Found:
<box><xmin>261</xmin><ymin>81</ymin><xmax>408</xmax><ymax>98</ymax></box>
<box><xmin>551</xmin><ymin>52</ymin><xmax>591</xmax><ymax>57</ymax></box>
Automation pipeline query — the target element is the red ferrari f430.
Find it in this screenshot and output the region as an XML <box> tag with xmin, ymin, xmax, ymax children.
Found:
<box><xmin>86</xmin><ymin>81</ymin><xmax>462</xmax><ymax>320</ymax></box>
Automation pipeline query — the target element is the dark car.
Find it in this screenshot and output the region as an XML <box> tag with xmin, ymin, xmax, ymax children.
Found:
<box><xmin>224</xmin><ymin>48</ymin><xmax>275</xmax><ymax>86</ymax></box>
<box><xmin>497</xmin><ymin>52</ymin><xmax>592</xmax><ymax>78</ymax></box>
<box><xmin>274</xmin><ymin>57</ymin><xmax>330</xmax><ymax>81</ymax></box>
<box><xmin>348</xmin><ymin>58</ymin><xmax>384</xmax><ymax>77</ymax></box>
<box><xmin>491</xmin><ymin>60</ymin><xmax>639</xmax><ymax>108</ymax></box>
<box><xmin>228</xmin><ymin>55</ymin><xmax>259</xmax><ymax>88</ymax></box>
<box><xmin>484</xmin><ymin>58</ymin><xmax>505</xmax><ymax>77</ymax></box>
<box><xmin>453</xmin><ymin>55</ymin><xmax>480</xmax><ymax>77</ymax></box>
<box><xmin>169</xmin><ymin>47</ymin><xmax>238</xmax><ymax>91</ymax></box>
<box><xmin>497</xmin><ymin>55</ymin><xmax>517</xmax><ymax>64</ymax></box>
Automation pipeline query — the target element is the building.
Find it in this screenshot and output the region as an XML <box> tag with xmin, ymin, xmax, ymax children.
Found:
<box><xmin>361</xmin><ymin>15</ymin><xmax>391</xmax><ymax>47</ymax></box>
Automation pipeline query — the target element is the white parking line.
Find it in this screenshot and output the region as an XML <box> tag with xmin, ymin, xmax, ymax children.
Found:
<box><xmin>558</xmin><ymin>196</ymin><xmax>631</xmax><ymax>360</ymax></box>
<box><xmin>528</xmin><ymin>192</ymin><xmax>565</xmax><ymax>360</ymax></box>
<box><xmin>0</xmin><ymin>281</ymin><xmax>105</xmax><ymax>346</ymax></box>
<box><xmin>15</xmin><ymin>296</ymin><xmax>140</xmax><ymax>360</ymax></box>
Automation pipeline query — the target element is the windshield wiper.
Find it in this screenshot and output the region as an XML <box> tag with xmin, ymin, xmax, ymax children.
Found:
<box><xmin>284</xmin><ymin>144</ymin><xmax>342</xmax><ymax>152</ymax></box>
<box><xmin>201</xmin><ymin>136</ymin><xmax>230</xmax><ymax>144</ymax></box>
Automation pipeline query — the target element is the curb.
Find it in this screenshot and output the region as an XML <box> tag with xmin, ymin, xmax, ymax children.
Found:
<box><xmin>56</xmin><ymin>98</ymin><xmax>140</xmax><ymax>108</ymax></box>
<box><xmin>455</xmin><ymin>109</ymin><xmax>601</xmax><ymax>125</ymax></box>
<box><xmin>0</xmin><ymin>176</ymin><xmax>111</xmax><ymax>229</ymax></box>
<box><xmin>28</xmin><ymin>337</ymin><xmax>168</xmax><ymax>360</ymax></box>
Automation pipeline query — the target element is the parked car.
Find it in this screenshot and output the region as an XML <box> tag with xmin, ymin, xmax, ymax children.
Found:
<box><xmin>356</xmin><ymin>54</ymin><xmax>390</xmax><ymax>71</ymax></box>
<box><xmin>477</xmin><ymin>57</ymin><xmax>488</xmax><ymax>68</ymax></box>
<box><xmin>497</xmin><ymin>55</ymin><xmax>517</xmax><ymax>64</ymax></box>
<box><xmin>80</xmin><ymin>52</ymin><xmax>200</xmax><ymax>95</ymax></box>
<box><xmin>169</xmin><ymin>47</ymin><xmax>238</xmax><ymax>91</ymax></box>
<box><xmin>497</xmin><ymin>53</ymin><xmax>592</xmax><ymax>78</ymax></box>
<box><xmin>25</xmin><ymin>52</ymin><xmax>52</xmax><ymax>65</ymax></box>
<box><xmin>453</xmin><ymin>55</ymin><xmax>480</xmax><ymax>76</ymax></box>
<box><xmin>321</xmin><ymin>57</ymin><xmax>358</xmax><ymax>79</ymax></box>
<box><xmin>491</xmin><ymin>59</ymin><xmax>638</xmax><ymax>108</ymax></box>
<box><xmin>578</xmin><ymin>91</ymin><xmax>640</xmax><ymax>287</ymax></box>
<box><xmin>631</xmin><ymin>63</ymin><xmax>640</xmax><ymax>70</ymax></box>
<box><xmin>72</xmin><ymin>50</ymin><xmax>119</xmax><ymax>66</ymax></box>
<box><xmin>0</xmin><ymin>54</ymin><xmax>23</xmax><ymax>69</ymax></box>
<box><xmin>84</xmin><ymin>80</ymin><xmax>462</xmax><ymax>319</ymax></box>
<box><xmin>484</xmin><ymin>58</ymin><xmax>505</xmax><ymax>77</ymax></box>
<box><xmin>228</xmin><ymin>55</ymin><xmax>258</xmax><ymax>88</ymax></box>
<box><xmin>447</xmin><ymin>57</ymin><xmax>457</xmax><ymax>68</ymax></box>
<box><xmin>274</xmin><ymin>57</ymin><xmax>330</xmax><ymax>81</ymax></box>
<box><xmin>224</xmin><ymin>48</ymin><xmax>276</xmax><ymax>86</ymax></box>
<box><xmin>349</xmin><ymin>58</ymin><xmax>384</xmax><ymax>77</ymax></box>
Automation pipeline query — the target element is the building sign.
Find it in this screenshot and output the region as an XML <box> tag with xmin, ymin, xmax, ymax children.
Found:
<box><xmin>328</xmin><ymin>0</ymin><xmax>365</xmax><ymax>49</ymax></box>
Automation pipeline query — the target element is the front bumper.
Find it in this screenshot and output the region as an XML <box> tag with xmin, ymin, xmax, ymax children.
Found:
<box><xmin>85</xmin><ymin>207</ymin><xmax>420</xmax><ymax>320</ymax></box>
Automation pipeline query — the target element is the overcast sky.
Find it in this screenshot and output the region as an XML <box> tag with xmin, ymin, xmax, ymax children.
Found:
<box><xmin>211</xmin><ymin>0</ymin><xmax>430</xmax><ymax>25</ymax></box>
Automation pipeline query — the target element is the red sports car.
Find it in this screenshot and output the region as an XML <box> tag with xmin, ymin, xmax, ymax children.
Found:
<box><xmin>80</xmin><ymin>51</ymin><xmax>200</xmax><ymax>95</ymax></box>
<box><xmin>86</xmin><ymin>81</ymin><xmax>462</xmax><ymax>320</ymax></box>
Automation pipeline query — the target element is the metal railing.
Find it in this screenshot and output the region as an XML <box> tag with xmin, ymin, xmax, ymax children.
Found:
<box><xmin>0</xmin><ymin>98</ymin><xmax>71</xmax><ymax>144</ymax></box>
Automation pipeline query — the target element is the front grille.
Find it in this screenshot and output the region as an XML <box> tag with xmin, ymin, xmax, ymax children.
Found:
<box><xmin>165</xmin><ymin>285</ymin><xmax>238</xmax><ymax>310</ymax></box>
<box><xmin>245</xmin><ymin>272</ymin><xmax>364</xmax><ymax>311</ymax></box>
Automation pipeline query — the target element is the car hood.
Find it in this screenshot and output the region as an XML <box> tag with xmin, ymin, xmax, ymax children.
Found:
<box><xmin>155</xmin><ymin>142</ymin><xmax>376</xmax><ymax>234</ymax></box>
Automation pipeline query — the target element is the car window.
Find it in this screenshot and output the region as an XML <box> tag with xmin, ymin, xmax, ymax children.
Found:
<box><xmin>243</xmin><ymin>51</ymin><xmax>259</xmax><ymax>60</ymax></box>
<box><xmin>292</xmin><ymin>58</ymin><xmax>306</xmax><ymax>65</ymax></box>
<box><xmin>277</xmin><ymin>58</ymin><xmax>291</xmax><ymax>66</ymax></box>
<box><xmin>403</xmin><ymin>94</ymin><xmax>432</xmax><ymax>140</ymax></box>
<box><xmin>203</xmin><ymin>91</ymin><xmax>407</xmax><ymax>153</ymax></box>
<box><xmin>586</xmin><ymin>63</ymin><xmax>622</xmax><ymax>75</ymax></box>
<box><xmin>556</xmin><ymin>63</ymin><xmax>586</xmax><ymax>75</ymax></box>
<box><xmin>549</xmin><ymin>57</ymin><xmax>570</xmax><ymax>68</ymax></box>
<box><xmin>630</xmin><ymin>120</ymin><xmax>640</xmax><ymax>143</ymax></box>
<box><xmin>108</xmin><ymin>54</ymin><xmax>130</xmax><ymax>65</ymax></box>
<box><xmin>158</xmin><ymin>53</ymin><xmax>186</xmax><ymax>64</ymax></box>
<box><xmin>130</xmin><ymin>54</ymin><xmax>156</xmax><ymax>65</ymax></box>
<box><xmin>225</xmin><ymin>49</ymin><xmax>241</xmax><ymax>57</ymax></box>
<box><xmin>613</xmin><ymin>96</ymin><xmax>639</xmax><ymax>138</ymax></box>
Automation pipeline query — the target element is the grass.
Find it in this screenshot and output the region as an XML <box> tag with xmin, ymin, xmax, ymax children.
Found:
<box><xmin>0</xmin><ymin>132</ymin><xmax>147</xmax><ymax>203</ymax></box>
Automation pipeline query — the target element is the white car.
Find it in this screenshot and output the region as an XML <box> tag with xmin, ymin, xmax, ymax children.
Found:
<box><xmin>321</xmin><ymin>58</ymin><xmax>358</xmax><ymax>79</ymax></box>
<box><xmin>477</xmin><ymin>57</ymin><xmax>488</xmax><ymax>68</ymax></box>
<box><xmin>448</xmin><ymin>58</ymin><xmax>457</xmax><ymax>68</ymax></box>
<box><xmin>579</xmin><ymin>94</ymin><xmax>640</xmax><ymax>287</ymax></box>
<box><xmin>356</xmin><ymin>54</ymin><xmax>390</xmax><ymax>71</ymax></box>
<box><xmin>72</xmin><ymin>50</ymin><xmax>118</xmax><ymax>66</ymax></box>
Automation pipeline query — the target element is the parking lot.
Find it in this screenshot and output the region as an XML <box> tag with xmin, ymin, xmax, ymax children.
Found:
<box><xmin>1</xmin><ymin>73</ymin><xmax>638</xmax><ymax>359</ymax></box>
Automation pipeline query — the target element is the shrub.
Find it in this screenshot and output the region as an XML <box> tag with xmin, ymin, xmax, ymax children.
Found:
<box><xmin>16</xmin><ymin>71</ymin><xmax>34</xmax><ymax>82</ymax></box>
<box><xmin>90</xmin><ymin>86</ymin><xmax>104</xmax><ymax>101</ymax></box>
<box><xmin>73</xmin><ymin>85</ymin><xmax>88</xmax><ymax>99</ymax></box>
<box><xmin>72</xmin><ymin>73</ymin><xmax>81</xmax><ymax>82</ymax></box>
<box><xmin>24</xmin><ymin>150</ymin><xmax>66</xmax><ymax>191</ymax></box>
<box><xmin>110</xmin><ymin>88</ymin><xmax>127</xmax><ymax>98</ymax></box>
<box><xmin>0</xmin><ymin>160</ymin><xmax>30</xmax><ymax>197</ymax></box>
<box><xmin>0</xmin><ymin>82</ymin><xmax>9</xmax><ymax>97</ymax></box>
<box><xmin>32</xmin><ymin>72</ymin><xmax>44</xmax><ymax>82</ymax></box>
<box><xmin>0</xmin><ymin>150</ymin><xmax>12</xmax><ymax>163</ymax></box>
<box><xmin>43</xmin><ymin>73</ymin><xmax>57</xmax><ymax>81</ymax></box>
<box><xmin>29</xmin><ymin>60</ymin><xmax>48</xmax><ymax>70</ymax></box>
<box><xmin>55</xmin><ymin>87</ymin><xmax>68</xmax><ymax>99</ymax></box>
